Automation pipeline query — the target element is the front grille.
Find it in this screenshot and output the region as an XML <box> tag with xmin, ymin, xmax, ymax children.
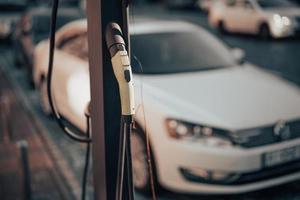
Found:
<box><xmin>181</xmin><ymin>160</ymin><xmax>300</xmax><ymax>185</ymax></box>
<box><xmin>229</xmin><ymin>119</ymin><xmax>300</xmax><ymax>148</ymax></box>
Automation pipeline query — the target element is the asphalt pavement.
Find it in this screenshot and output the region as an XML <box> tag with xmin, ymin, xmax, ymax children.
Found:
<box><xmin>1</xmin><ymin>4</ymin><xmax>300</xmax><ymax>200</ymax></box>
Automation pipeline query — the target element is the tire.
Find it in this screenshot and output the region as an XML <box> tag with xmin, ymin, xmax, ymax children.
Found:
<box><xmin>218</xmin><ymin>21</ymin><xmax>227</xmax><ymax>34</ymax></box>
<box><xmin>259</xmin><ymin>23</ymin><xmax>271</xmax><ymax>39</ymax></box>
<box><xmin>131</xmin><ymin>126</ymin><xmax>159</xmax><ymax>195</ymax></box>
<box><xmin>39</xmin><ymin>78</ymin><xmax>52</xmax><ymax>116</ymax></box>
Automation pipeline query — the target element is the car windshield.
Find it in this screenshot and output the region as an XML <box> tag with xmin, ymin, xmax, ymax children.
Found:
<box><xmin>32</xmin><ymin>14</ymin><xmax>80</xmax><ymax>34</ymax></box>
<box><xmin>131</xmin><ymin>30</ymin><xmax>236</xmax><ymax>74</ymax></box>
<box><xmin>257</xmin><ymin>0</ymin><xmax>297</xmax><ymax>9</ymax></box>
<box><xmin>32</xmin><ymin>13</ymin><xmax>83</xmax><ymax>44</ymax></box>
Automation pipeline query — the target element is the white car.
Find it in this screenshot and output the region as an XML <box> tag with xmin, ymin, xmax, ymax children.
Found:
<box><xmin>0</xmin><ymin>0</ymin><xmax>27</xmax><ymax>39</ymax></box>
<box><xmin>198</xmin><ymin>0</ymin><xmax>214</xmax><ymax>11</ymax></box>
<box><xmin>209</xmin><ymin>0</ymin><xmax>300</xmax><ymax>38</ymax></box>
<box><xmin>33</xmin><ymin>19</ymin><xmax>300</xmax><ymax>194</ymax></box>
<box><xmin>198</xmin><ymin>0</ymin><xmax>225</xmax><ymax>12</ymax></box>
<box><xmin>164</xmin><ymin>0</ymin><xmax>199</xmax><ymax>9</ymax></box>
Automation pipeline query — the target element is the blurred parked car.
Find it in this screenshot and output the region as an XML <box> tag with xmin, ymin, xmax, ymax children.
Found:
<box><xmin>13</xmin><ymin>7</ymin><xmax>84</xmax><ymax>85</ymax></box>
<box><xmin>164</xmin><ymin>0</ymin><xmax>199</xmax><ymax>9</ymax></box>
<box><xmin>30</xmin><ymin>0</ymin><xmax>80</xmax><ymax>7</ymax></box>
<box><xmin>209</xmin><ymin>0</ymin><xmax>300</xmax><ymax>38</ymax></box>
<box><xmin>33</xmin><ymin>19</ymin><xmax>300</xmax><ymax>195</ymax></box>
<box><xmin>198</xmin><ymin>0</ymin><xmax>226</xmax><ymax>12</ymax></box>
<box><xmin>0</xmin><ymin>0</ymin><xmax>27</xmax><ymax>39</ymax></box>
<box><xmin>198</xmin><ymin>0</ymin><xmax>214</xmax><ymax>11</ymax></box>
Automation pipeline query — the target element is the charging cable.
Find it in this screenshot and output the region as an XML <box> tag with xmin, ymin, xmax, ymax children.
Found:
<box><xmin>106</xmin><ymin>22</ymin><xmax>135</xmax><ymax>200</ymax></box>
<box><xmin>48</xmin><ymin>0</ymin><xmax>91</xmax><ymax>143</ymax></box>
<box><xmin>48</xmin><ymin>1</ymin><xmax>91</xmax><ymax>200</ymax></box>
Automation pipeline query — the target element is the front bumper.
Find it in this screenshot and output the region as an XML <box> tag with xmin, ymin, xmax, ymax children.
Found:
<box><xmin>156</xmin><ymin>137</ymin><xmax>300</xmax><ymax>194</ymax></box>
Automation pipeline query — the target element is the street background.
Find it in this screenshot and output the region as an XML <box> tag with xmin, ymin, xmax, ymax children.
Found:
<box><xmin>1</xmin><ymin>2</ymin><xmax>300</xmax><ymax>200</ymax></box>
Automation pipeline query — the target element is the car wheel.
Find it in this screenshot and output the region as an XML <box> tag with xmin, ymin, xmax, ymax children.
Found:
<box><xmin>39</xmin><ymin>78</ymin><xmax>52</xmax><ymax>116</ymax></box>
<box><xmin>259</xmin><ymin>23</ymin><xmax>271</xmax><ymax>39</ymax></box>
<box><xmin>131</xmin><ymin>126</ymin><xmax>159</xmax><ymax>194</ymax></box>
<box><xmin>218</xmin><ymin>21</ymin><xmax>227</xmax><ymax>34</ymax></box>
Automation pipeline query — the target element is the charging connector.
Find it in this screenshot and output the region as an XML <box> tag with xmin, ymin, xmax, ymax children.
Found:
<box><xmin>106</xmin><ymin>23</ymin><xmax>135</xmax><ymax>117</ymax></box>
<box><xmin>106</xmin><ymin>22</ymin><xmax>135</xmax><ymax>200</ymax></box>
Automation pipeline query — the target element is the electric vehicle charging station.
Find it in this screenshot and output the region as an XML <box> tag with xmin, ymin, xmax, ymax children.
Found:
<box><xmin>0</xmin><ymin>0</ymin><xmax>300</xmax><ymax>199</ymax></box>
<box><xmin>86</xmin><ymin>0</ymin><xmax>133</xmax><ymax>199</ymax></box>
<box><xmin>47</xmin><ymin>0</ymin><xmax>138</xmax><ymax>199</ymax></box>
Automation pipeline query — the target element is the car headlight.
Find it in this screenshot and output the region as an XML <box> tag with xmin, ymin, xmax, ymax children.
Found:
<box><xmin>165</xmin><ymin>119</ymin><xmax>233</xmax><ymax>147</ymax></box>
<box><xmin>282</xmin><ymin>16</ymin><xmax>291</xmax><ymax>26</ymax></box>
<box><xmin>273</xmin><ymin>14</ymin><xmax>292</xmax><ymax>27</ymax></box>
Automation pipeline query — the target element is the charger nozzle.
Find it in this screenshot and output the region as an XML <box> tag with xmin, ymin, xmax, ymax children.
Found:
<box><xmin>106</xmin><ymin>23</ymin><xmax>135</xmax><ymax>116</ymax></box>
<box><xmin>106</xmin><ymin>23</ymin><xmax>125</xmax><ymax>57</ymax></box>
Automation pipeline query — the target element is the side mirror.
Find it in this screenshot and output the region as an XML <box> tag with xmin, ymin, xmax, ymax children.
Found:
<box><xmin>231</xmin><ymin>48</ymin><xmax>245</xmax><ymax>64</ymax></box>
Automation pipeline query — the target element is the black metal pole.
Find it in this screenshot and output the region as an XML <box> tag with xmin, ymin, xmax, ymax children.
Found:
<box><xmin>17</xmin><ymin>140</ymin><xmax>31</xmax><ymax>200</ymax></box>
<box><xmin>86</xmin><ymin>0</ymin><xmax>130</xmax><ymax>199</ymax></box>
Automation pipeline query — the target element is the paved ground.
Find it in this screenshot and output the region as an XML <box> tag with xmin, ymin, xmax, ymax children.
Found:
<box><xmin>0</xmin><ymin>4</ymin><xmax>300</xmax><ymax>200</ymax></box>
<box><xmin>0</xmin><ymin>59</ymin><xmax>75</xmax><ymax>200</ymax></box>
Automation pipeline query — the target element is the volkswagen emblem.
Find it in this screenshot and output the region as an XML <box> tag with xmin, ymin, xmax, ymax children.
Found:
<box><xmin>274</xmin><ymin>120</ymin><xmax>291</xmax><ymax>141</ymax></box>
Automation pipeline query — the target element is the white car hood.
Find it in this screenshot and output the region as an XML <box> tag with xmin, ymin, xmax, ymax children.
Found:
<box><xmin>138</xmin><ymin>65</ymin><xmax>300</xmax><ymax>130</ymax></box>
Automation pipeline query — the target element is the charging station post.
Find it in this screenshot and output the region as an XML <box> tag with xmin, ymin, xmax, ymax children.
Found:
<box><xmin>86</xmin><ymin>0</ymin><xmax>131</xmax><ymax>199</ymax></box>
